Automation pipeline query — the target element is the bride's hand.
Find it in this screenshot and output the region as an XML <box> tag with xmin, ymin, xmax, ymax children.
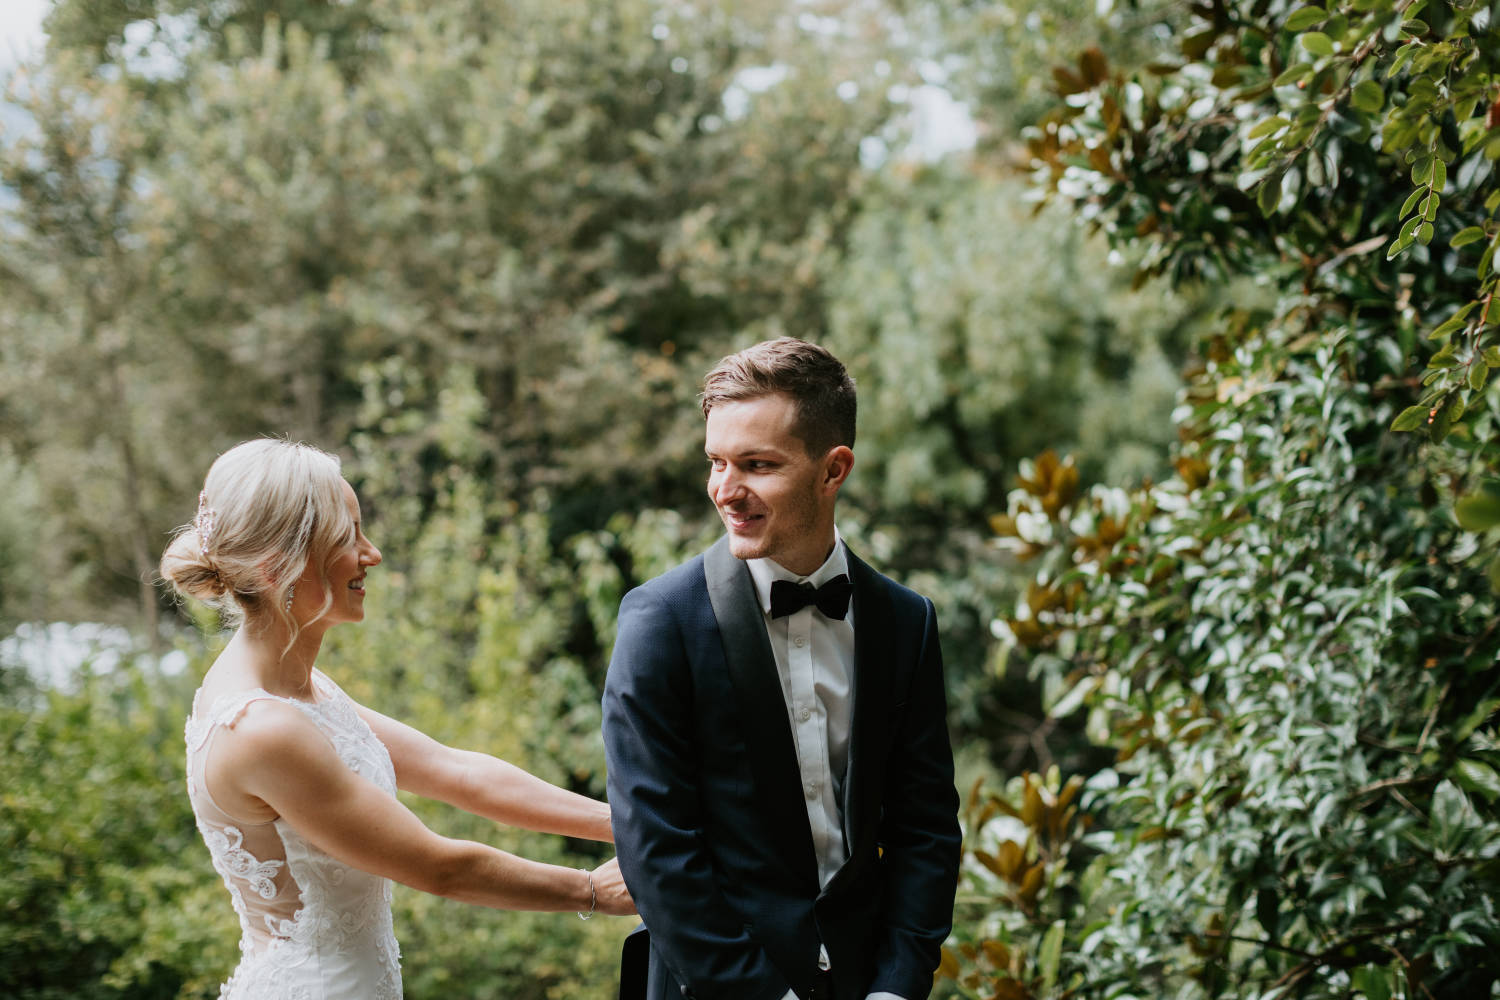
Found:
<box><xmin>590</xmin><ymin>857</ymin><xmax>636</xmax><ymax>916</ymax></box>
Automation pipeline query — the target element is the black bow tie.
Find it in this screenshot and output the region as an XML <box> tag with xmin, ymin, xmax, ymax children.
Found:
<box><xmin>770</xmin><ymin>575</ymin><xmax>853</xmax><ymax>621</ymax></box>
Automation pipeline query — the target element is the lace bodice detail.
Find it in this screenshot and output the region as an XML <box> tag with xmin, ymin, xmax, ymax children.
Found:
<box><xmin>185</xmin><ymin>670</ymin><xmax>403</xmax><ymax>999</ymax></box>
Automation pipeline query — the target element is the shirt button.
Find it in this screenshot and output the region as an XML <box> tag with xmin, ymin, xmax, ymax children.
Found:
<box><xmin>800</xmin><ymin>707</ymin><xmax>812</xmax><ymax>722</ymax></box>
<box><xmin>805</xmin><ymin>782</ymin><xmax>818</xmax><ymax>799</ymax></box>
<box><xmin>793</xmin><ymin>635</ymin><xmax>807</xmax><ymax>648</ymax></box>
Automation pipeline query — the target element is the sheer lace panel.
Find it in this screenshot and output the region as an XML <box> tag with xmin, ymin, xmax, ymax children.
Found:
<box><xmin>185</xmin><ymin>670</ymin><xmax>402</xmax><ymax>999</ymax></box>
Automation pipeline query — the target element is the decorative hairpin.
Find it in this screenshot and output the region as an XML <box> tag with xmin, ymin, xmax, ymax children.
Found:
<box><xmin>194</xmin><ymin>491</ymin><xmax>218</xmax><ymax>556</ymax></box>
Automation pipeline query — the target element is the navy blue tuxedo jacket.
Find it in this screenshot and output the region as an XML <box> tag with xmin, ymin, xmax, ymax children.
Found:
<box><xmin>602</xmin><ymin>536</ymin><xmax>961</xmax><ymax>1000</ymax></box>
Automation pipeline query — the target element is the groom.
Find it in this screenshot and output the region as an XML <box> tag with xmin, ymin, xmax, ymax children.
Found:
<box><xmin>602</xmin><ymin>338</ymin><xmax>961</xmax><ymax>1000</ymax></box>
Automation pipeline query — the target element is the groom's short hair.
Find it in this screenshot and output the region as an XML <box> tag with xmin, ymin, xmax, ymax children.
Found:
<box><xmin>700</xmin><ymin>337</ymin><xmax>856</xmax><ymax>455</ymax></box>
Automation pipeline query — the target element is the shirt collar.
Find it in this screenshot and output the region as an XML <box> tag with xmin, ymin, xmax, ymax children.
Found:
<box><xmin>746</xmin><ymin>530</ymin><xmax>849</xmax><ymax>616</ymax></box>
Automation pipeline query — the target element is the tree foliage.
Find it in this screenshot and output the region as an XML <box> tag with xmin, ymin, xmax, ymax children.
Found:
<box><xmin>948</xmin><ymin>1</ymin><xmax>1500</xmax><ymax>997</ymax></box>
<box><xmin>1</xmin><ymin>0</ymin><xmax>892</xmax><ymax>627</ymax></box>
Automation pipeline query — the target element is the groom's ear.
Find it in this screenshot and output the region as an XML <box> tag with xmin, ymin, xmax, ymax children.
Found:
<box><xmin>820</xmin><ymin>446</ymin><xmax>854</xmax><ymax>495</ymax></box>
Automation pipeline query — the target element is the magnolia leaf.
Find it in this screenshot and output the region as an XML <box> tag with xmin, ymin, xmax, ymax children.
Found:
<box><xmin>1039</xmin><ymin>921</ymin><xmax>1065</xmax><ymax>992</ymax></box>
<box><xmin>1453</xmin><ymin>759</ymin><xmax>1500</xmax><ymax>803</ymax></box>
<box><xmin>1352</xmin><ymin>966</ymin><xmax>1394</xmax><ymax>1000</ymax></box>
<box><xmin>1079</xmin><ymin>46</ymin><xmax>1109</xmax><ymax>86</ymax></box>
<box><xmin>1052</xmin><ymin>66</ymin><xmax>1087</xmax><ymax>95</ymax></box>
<box><xmin>1484</xmin><ymin>346</ymin><xmax>1500</xmax><ymax>367</ymax></box>
<box><xmin>1401</xmin><ymin>18</ymin><xmax>1430</xmax><ymax>35</ymax></box>
<box><xmin>1418</xmin><ymin>221</ymin><xmax>1435</xmax><ymax>244</ymax></box>
<box><xmin>1182</xmin><ymin>26</ymin><xmax>1218</xmax><ymax>60</ymax></box>
<box><xmin>1471</xmin><ymin>360</ymin><xmax>1490</xmax><ymax>391</ymax></box>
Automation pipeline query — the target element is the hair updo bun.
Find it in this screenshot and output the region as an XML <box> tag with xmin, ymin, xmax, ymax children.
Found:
<box><xmin>159</xmin><ymin>439</ymin><xmax>353</xmax><ymax>635</ymax></box>
<box><xmin>159</xmin><ymin>531</ymin><xmax>231</xmax><ymax>602</ymax></box>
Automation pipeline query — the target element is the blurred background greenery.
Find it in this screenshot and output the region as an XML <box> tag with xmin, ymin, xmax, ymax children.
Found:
<box><xmin>2</xmin><ymin>0</ymin><xmax>1497</xmax><ymax>998</ymax></box>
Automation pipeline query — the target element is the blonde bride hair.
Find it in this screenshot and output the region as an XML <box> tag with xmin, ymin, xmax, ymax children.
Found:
<box><xmin>160</xmin><ymin>439</ymin><xmax>356</xmax><ymax>641</ymax></box>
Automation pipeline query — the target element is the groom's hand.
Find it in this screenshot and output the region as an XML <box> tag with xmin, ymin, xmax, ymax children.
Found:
<box><xmin>591</xmin><ymin>857</ymin><xmax>637</xmax><ymax>916</ymax></box>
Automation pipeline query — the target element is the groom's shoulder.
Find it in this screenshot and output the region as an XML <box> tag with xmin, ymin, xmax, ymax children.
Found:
<box><xmin>849</xmin><ymin>546</ymin><xmax>930</xmax><ymax>613</ymax></box>
<box><xmin>629</xmin><ymin>550</ymin><xmax>708</xmax><ymax>604</ymax></box>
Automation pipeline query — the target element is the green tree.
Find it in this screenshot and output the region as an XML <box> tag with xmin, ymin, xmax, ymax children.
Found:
<box><xmin>2</xmin><ymin>0</ymin><xmax>900</xmax><ymax>625</ymax></box>
<box><xmin>824</xmin><ymin>165</ymin><xmax>1225</xmax><ymax>772</ymax></box>
<box><xmin>948</xmin><ymin>0</ymin><xmax>1500</xmax><ymax>996</ymax></box>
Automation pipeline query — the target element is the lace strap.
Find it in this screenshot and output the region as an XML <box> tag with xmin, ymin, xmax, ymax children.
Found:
<box><xmin>186</xmin><ymin>688</ymin><xmax>318</xmax><ymax>753</ymax></box>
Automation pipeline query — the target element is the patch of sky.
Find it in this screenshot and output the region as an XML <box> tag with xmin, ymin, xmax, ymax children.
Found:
<box><xmin>2</xmin><ymin>621</ymin><xmax>190</xmax><ymax>692</ymax></box>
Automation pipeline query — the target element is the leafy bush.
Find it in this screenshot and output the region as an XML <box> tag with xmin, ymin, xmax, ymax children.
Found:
<box><xmin>946</xmin><ymin>0</ymin><xmax>1500</xmax><ymax>996</ymax></box>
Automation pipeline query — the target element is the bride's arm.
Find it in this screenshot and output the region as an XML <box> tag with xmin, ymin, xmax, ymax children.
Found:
<box><xmin>354</xmin><ymin>704</ymin><xmax>614</xmax><ymax>843</ymax></box>
<box><xmin>223</xmin><ymin>700</ymin><xmax>632</xmax><ymax>914</ymax></box>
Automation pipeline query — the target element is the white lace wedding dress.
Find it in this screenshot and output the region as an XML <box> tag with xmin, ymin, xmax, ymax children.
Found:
<box><xmin>185</xmin><ymin>669</ymin><xmax>403</xmax><ymax>999</ymax></box>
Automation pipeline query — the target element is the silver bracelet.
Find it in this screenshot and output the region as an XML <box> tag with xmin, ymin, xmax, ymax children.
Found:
<box><xmin>577</xmin><ymin>868</ymin><xmax>596</xmax><ymax>920</ymax></box>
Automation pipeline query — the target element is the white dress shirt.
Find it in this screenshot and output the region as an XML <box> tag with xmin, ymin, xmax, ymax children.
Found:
<box><xmin>747</xmin><ymin>534</ymin><xmax>908</xmax><ymax>1000</ymax></box>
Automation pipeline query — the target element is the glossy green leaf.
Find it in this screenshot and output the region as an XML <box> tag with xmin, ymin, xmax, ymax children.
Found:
<box><xmin>1285</xmin><ymin>7</ymin><xmax>1328</xmax><ymax>31</ymax></box>
<box><xmin>1350</xmin><ymin>79</ymin><xmax>1384</xmax><ymax>113</ymax></box>
<box><xmin>1453</xmin><ymin>760</ymin><xmax>1500</xmax><ymax>803</ymax></box>
<box><xmin>1399</xmin><ymin>186</ymin><xmax>1424</xmax><ymax>219</ymax></box>
<box><xmin>1301</xmin><ymin>31</ymin><xmax>1335</xmax><ymax>55</ymax></box>
<box><xmin>1275</xmin><ymin>63</ymin><xmax>1314</xmax><ymax>87</ymax></box>
<box><xmin>1456</xmin><ymin>486</ymin><xmax>1500</xmax><ymax>531</ymax></box>
<box><xmin>1352</xmin><ymin>966</ymin><xmax>1393</xmax><ymax>1000</ymax></box>
<box><xmin>1432</xmin><ymin>397</ymin><xmax>1454</xmax><ymax>441</ymax></box>
<box><xmin>1039</xmin><ymin>920</ymin><xmax>1065</xmax><ymax>992</ymax></box>
<box><xmin>1429</xmin><ymin>315</ymin><xmax>1469</xmax><ymax>340</ymax></box>
<box><xmin>1249</xmin><ymin>116</ymin><xmax>1291</xmax><ymax>138</ymax></box>
<box><xmin>1391</xmin><ymin>405</ymin><xmax>1428</xmax><ymax>431</ymax></box>
<box><xmin>1257</xmin><ymin>172</ymin><xmax>1285</xmax><ymax>215</ymax></box>
<box><xmin>1451</xmin><ymin>226</ymin><xmax>1485</xmax><ymax>247</ymax></box>
<box><xmin>1470</xmin><ymin>360</ymin><xmax>1490</xmax><ymax>391</ymax></box>
<box><xmin>1479</xmin><ymin>237</ymin><xmax>1498</xmax><ymax>280</ymax></box>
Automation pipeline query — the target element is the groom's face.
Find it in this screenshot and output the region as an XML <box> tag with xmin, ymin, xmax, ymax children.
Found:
<box><xmin>705</xmin><ymin>392</ymin><xmax>849</xmax><ymax>576</ymax></box>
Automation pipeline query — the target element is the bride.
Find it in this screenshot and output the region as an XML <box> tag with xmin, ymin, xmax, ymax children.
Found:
<box><xmin>160</xmin><ymin>439</ymin><xmax>634</xmax><ymax>999</ymax></box>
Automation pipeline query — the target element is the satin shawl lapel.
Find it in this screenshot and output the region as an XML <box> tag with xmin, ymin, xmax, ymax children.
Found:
<box><xmin>843</xmin><ymin>548</ymin><xmax>894</xmax><ymax>860</ymax></box>
<box><xmin>703</xmin><ymin>536</ymin><xmax>818</xmax><ymax>887</ymax></box>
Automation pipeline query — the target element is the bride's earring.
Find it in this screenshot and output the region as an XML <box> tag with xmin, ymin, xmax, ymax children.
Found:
<box><xmin>285</xmin><ymin>584</ymin><xmax>296</xmax><ymax>612</ymax></box>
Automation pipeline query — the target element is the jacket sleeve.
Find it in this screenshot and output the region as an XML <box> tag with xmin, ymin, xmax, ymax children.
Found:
<box><xmin>603</xmin><ymin>585</ymin><xmax>793</xmax><ymax>1000</ymax></box>
<box><xmin>867</xmin><ymin>597</ymin><xmax>962</xmax><ymax>1000</ymax></box>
